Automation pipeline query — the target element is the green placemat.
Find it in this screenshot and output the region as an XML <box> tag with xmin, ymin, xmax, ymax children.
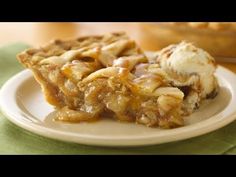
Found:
<box><xmin>1</xmin><ymin>43</ymin><xmax>236</xmax><ymax>155</ymax></box>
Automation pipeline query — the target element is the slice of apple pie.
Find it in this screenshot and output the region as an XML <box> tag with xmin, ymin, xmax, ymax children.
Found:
<box><xmin>17</xmin><ymin>32</ymin><xmax>218</xmax><ymax>129</ymax></box>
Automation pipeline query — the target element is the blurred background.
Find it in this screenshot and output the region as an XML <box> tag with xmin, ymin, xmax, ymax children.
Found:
<box><xmin>1</xmin><ymin>22</ymin><xmax>236</xmax><ymax>65</ymax></box>
<box><xmin>0</xmin><ymin>22</ymin><xmax>141</xmax><ymax>46</ymax></box>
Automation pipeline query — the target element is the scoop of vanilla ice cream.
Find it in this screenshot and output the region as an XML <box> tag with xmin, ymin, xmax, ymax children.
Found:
<box><xmin>161</xmin><ymin>42</ymin><xmax>215</xmax><ymax>74</ymax></box>
<box><xmin>158</xmin><ymin>42</ymin><xmax>218</xmax><ymax>99</ymax></box>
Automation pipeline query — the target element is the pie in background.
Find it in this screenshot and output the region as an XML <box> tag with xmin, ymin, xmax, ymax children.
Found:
<box><xmin>139</xmin><ymin>22</ymin><xmax>236</xmax><ymax>58</ymax></box>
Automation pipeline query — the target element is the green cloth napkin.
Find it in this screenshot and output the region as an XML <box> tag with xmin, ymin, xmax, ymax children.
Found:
<box><xmin>1</xmin><ymin>43</ymin><xmax>236</xmax><ymax>155</ymax></box>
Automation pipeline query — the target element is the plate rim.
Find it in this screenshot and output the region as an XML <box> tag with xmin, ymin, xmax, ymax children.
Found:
<box><xmin>1</xmin><ymin>66</ymin><xmax>236</xmax><ymax>147</ymax></box>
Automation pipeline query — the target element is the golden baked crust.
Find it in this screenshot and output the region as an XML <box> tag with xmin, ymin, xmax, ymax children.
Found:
<box><xmin>17</xmin><ymin>32</ymin><xmax>146</xmax><ymax>108</ymax></box>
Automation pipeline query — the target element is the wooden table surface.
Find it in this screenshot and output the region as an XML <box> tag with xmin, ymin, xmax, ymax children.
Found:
<box><xmin>0</xmin><ymin>22</ymin><xmax>235</xmax><ymax>73</ymax></box>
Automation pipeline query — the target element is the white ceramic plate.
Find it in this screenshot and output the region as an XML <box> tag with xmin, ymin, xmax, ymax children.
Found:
<box><xmin>0</xmin><ymin>66</ymin><xmax>236</xmax><ymax>147</ymax></box>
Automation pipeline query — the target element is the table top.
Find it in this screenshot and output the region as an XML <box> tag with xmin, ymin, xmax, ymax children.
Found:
<box><xmin>0</xmin><ymin>22</ymin><xmax>235</xmax><ymax>73</ymax></box>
